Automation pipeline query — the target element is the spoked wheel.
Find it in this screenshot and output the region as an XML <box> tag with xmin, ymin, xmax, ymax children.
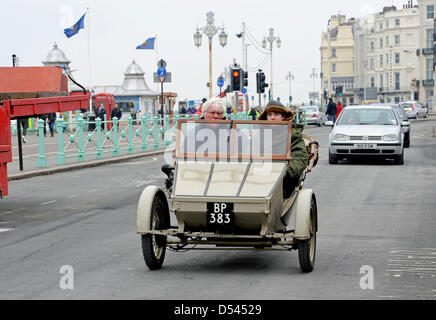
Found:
<box><xmin>298</xmin><ymin>196</ymin><xmax>317</xmax><ymax>273</ymax></box>
<box><xmin>141</xmin><ymin>196</ymin><xmax>167</xmax><ymax>270</ymax></box>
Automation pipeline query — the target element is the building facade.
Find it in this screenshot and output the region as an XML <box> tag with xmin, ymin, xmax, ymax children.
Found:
<box><xmin>320</xmin><ymin>15</ymin><xmax>356</xmax><ymax>106</ymax></box>
<box><xmin>417</xmin><ymin>0</ymin><xmax>435</xmax><ymax>106</ymax></box>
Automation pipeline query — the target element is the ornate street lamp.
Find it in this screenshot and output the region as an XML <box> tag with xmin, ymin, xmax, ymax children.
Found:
<box><xmin>262</xmin><ymin>28</ymin><xmax>281</xmax><ymax>100</ymax></box>
<box><xmin>194</xmin><ymin>12</ymin><xmax>228</xmax><ymax>98</ymax></box>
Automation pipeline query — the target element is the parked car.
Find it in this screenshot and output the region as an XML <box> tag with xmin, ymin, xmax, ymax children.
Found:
<box><xmin>399</xmin><ymin>101</ymin><xmax>427</xmax><ymax>119</ymax></box>
<box><xmin>326</xmin><ymin>105</ymin><xmax>404</xmax><ymax>165</ymax></box>
<box><xmin>301</xmin><ymin>106</ymin><xmax>327</xmax><ymax>127</ymax></box>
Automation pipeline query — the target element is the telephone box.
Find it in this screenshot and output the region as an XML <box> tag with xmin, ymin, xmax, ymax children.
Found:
<box><xmin>95</xmin><ymin>93</ymin><xmax>115</xmax><ymax>130</ymax></box>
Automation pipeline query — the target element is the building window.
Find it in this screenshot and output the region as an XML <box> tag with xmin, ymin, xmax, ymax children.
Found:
<box><xmin>395</xmin><ymin>72</ymin><xmax>400</xmax><ymax>90</ymax></box>
<box><xmin>395</xmin><ymin>35</ymin><xmax>400</xmax><ymax>45</ymax></box>
<box><xmin>427</xmin><ymin>5</ymin><xmax>434</xmax><ymax>19</ymax></box>
<box><xmin>380</xmin><ymin>38</ymin><xmax>383</xmax><ymax>49</ymax></box>
<box><xmin>395</xmin><ymin>18</ymin><xmax>400</xmax><ymax>27</ymax></box>
<box><xmin>380</xmin><ymin>74</ymin><xmax>383</xmax><ymax>89</ymax></box>
<box><xmin>371</xmin><ymin>77</ymin><xmax>375</xmax><ymax>88</ymax></box>
<box><xmin>332</xmin><ymin>63</ymin><xmax>336</xmax><ymax>73</ymax></box>
<box><xmin>380</xmin><ymin>23</ymin><xmax>383</xmax><ymax>31</ymax></box>
<box><xmin>380</xmin><ymin>54</ymin><xmax>383</xmax><ymax>66</ymax></box>
<box><xmin>386</xmin><ymin>20</ymin><xmax>389</xmax><ymax>28</ymax></box>
<box><xmin>370</xmin><ymin>41</ymin><xmax>375</xmax><ymax>51</ymax></box>
<box><xmin>386</xmin><ymin>36</ymin><xmax>389</xmax><ymax>46</ymax></box>
<box><xmin>426</xmin><ymin>29</ymin><xmax>433</xmax><ymax>49</ymax></box>
<box><xmin>370</xmin><ymin>58</ymin><xmax>374</xmax><ymax>69</ymax></box>
<box><xmin>395</xmin><ymin>97</ymin><xmax>400</xmax><ymax>103</ymax></box>
<box><xmin>332</xmin><ymin>48</ymin><xmax>337</xmax><ymax>57</ymax></box>
<box><xmin>426</xmin><ymin>59</ymin><xmax>433</xmax><ymax>80</ymax></box>
<box><xmin>395</xmin><ymin>53</ymin><xmax>400</xmax><ymax>64</ymax></box>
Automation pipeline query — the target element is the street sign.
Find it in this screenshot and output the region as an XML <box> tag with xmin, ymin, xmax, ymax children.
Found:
<box><xmin>217</xmin><ymin>78</ymin><xmax>224</xmax><ymax>88</ymax></box>
<box><xmin>153</xmin><ymin>72</ymin><xmax>172</xmax><ymax>83</ymax></box>
<box><xmin>242</xmin><ymin>88</ymin><xmax>247</xmax><ymax>94</ymax></box>
<box><xmin>157</xmin><ymin>59</ymin><xmax>167</xmax><ymax>68</ymax></box>
<box><xmin>157</xmin><ymin>67</ymin><xmax>167</xmax><ymax>77</ymax></box>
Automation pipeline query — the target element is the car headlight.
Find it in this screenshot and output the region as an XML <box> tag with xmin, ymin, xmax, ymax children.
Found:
<box><xmin>383</xmin><ymin>134</ymin><xmax>398</xmax><ymax>141</ymax></box>
<box><xmin>334</xmin><ymin>134</ymin><xmax>350</xmax><ymax>141</ymax></box>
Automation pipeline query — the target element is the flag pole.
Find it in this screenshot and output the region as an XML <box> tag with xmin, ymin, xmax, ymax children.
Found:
<box><xmin>155</xmin><ymin>34</ymin><xmax>159</xmax><ymax>93</ymax></box>
<box><xmin>87</xmin><ymin>7</ymin><xmax>93</xmax><ymax>116</ymax></box>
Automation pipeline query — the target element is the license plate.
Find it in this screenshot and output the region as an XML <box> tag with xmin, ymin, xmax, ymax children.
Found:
<box><xmin>207</xmin><ymin>203</ymin><xmax>234</xmax><ymax>228</ymax></box>
<box><xmin>355</xmin><ymin>144</ymin><xmax>377</xmax><ymax>149</ymax></box>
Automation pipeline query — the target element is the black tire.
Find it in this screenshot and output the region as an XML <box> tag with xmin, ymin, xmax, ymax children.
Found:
<box><xmin>329</xmin><ymin>150</ymin><xmax>338</xmax><ymax>164</ymax></box>
<box><xmin>298</xmin><ymin>196</ymin><xmax>317</xmax><ymax>273</ymax></box>
<box><xmin>317</xmin><ymin>121</ymin><xmax>322</xmax><ymax>127</ymax></box>
<box><xmin>394</xmin><ymin>149</ymin><xmax>404</xmax><ymax>165</ymax></box>
<box><xmin>404</xmin><ymin>133</ymin><xmax>410</xmax><ymax>148</ymax></box>
<box><xmin>141</xmin><ymin>196</ymin><xmax>168</xmax><ymax>270</ymax></box>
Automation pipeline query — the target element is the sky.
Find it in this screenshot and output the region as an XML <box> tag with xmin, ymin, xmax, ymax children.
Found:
<box><xmin>1</xmin><ymin>0</ymin><xmax>410</xmax><ymax>106</ymax></box>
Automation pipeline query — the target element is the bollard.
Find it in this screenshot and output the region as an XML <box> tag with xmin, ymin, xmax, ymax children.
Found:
<box><xmin>37</xmin><ymin>119</ymin><xmax>47</xmax><ymax>168</ymax></box>
<box><xmin>96</xmin><ymin>118</ymin><xmax>104</xmax><ymax>159</ymax></box>
<box><xmin>56</xmin><ymin>119</ymin><xmax>66</xmax><ymax>165</ymax></box>
<box><xmin>127</xmin><ymin>116</ymin><xmax>134</xmax><ymax>154</ymax></box>
<box><xmin>112</xmin><ymin>117</ymin><xmax>120</xmax><ymax>156</ymax></box>
<box><xmin>141</xmin><ymin>115</ymin><xmax>148</xmax><ymax>152</ymax></box>
<box><xmin>77</xmin><ymin>115</ymin><xmax>85</xmax><ymax>162</ymax></box>
<box><xmin>164</xmin><ymin>115</ymin><xmax>171</xmax><ymax>147</ymax></box>
<box><xmin>153</xmin><ymin>116</ymin><xmax>159</xmax><ymax>150</ymax></box>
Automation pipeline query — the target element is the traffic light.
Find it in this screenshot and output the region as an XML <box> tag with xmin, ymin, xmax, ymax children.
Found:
<box><xmin>324</xmin><ymin>90</ymin><xmax>328</xmax><ymax>100</ymax></box>
<box><xmin>231</xmin><ymin>68</ymin><xmax>242</xmax><ymax>91</ymax></box>
<box><xmin>338</xmin><ymin>85</ymin><xmax>343</xmax><ymax>96</ymax></box>
<box><xmin>256</xmin><ymin>71</ymin><xmax>268</xmax><ymax>93</ymax></box>
<box><xmin>243</xmin><ymin>70</ymin><xmax>248</xmax><ymax>88</ymax></box>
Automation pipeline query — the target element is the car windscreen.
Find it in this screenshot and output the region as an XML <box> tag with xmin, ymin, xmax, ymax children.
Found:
<box><xmin>176</xmin><ymin>120</ymin><xmax>291</xmax><ymax>160</ymax></box>
<box><xmin>392</xmin><ymin>106</ymin><xmax>405</xmax><ymax>119</ymax></box>
<box><xmin>336</xmin><ymin>109</ymin><xmax>398</xmax><ymax>126</ymax></box>
<box><xmin>400</xmin><ymin>103</ymin><xmax>413</xmax><ymax>109</ymax></box>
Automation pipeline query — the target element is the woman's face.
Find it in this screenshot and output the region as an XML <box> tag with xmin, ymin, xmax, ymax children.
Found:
<box><xmin>266</xmin><ymin>111</ymin><xmax>284</xmax><ymax>121</ymax></box>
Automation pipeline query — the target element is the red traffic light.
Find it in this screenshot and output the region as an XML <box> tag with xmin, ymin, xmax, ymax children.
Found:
<box><xmin>233</xmin><ymin>71</ymin><xmax>240</xmax><ymax>78</ymax></box>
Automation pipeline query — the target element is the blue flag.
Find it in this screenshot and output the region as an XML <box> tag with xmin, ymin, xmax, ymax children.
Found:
<box><xmin>64</xmin><ymin>13</ymin><xmax>86</xmax><ymax>38</ymax></box>
<box><xmin>136</xmin><ymin>37</ymin><xmax>155</xmax><ymax>50</ymax></box>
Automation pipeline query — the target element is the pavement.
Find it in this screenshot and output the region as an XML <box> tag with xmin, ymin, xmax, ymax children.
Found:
<box><xmin>7</xmin><ymin>114</ymin><xmax>436</xmax><ymax>182</ymax></box>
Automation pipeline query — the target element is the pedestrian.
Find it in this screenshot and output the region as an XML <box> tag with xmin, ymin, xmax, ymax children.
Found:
<box><xmin>180</xmin><ymin>106</ymin><xmax>187</xmax><ymax>115</ymax></box>
<box><xmin>47</xmin><ymin>113</ymin><xmax>57</xmax><ymax>137</ymax></box>
<box><xmin>202</xmin><ymin>97</ymin><xmax>226</xmax><ymax>120</ymax></box>
<box><xmin>335</xmin><ymin>101</ymin><xmax>344</xmax><ymax>121</ymax></box>
<box><xmin>111</xmin><ymin>103</ymin><xmax>122</xmax><ymax>121</ymax></box>
<box><xmin>226</xmin><ymin>105</ymin><xmax>233</xmax><ymax>115</ymax></box>
<box><xmin>37</xmin><ymin>114</ymin><xmax>48</xmax><ymax>137</ymax></box>
<box><xmin>187</xmin><ymin>105</ymin><xmax>197</xmax><ymax>115</ymax></box>
<box><xmin>248</xmin><ymin>107</ymin><xmax>259</xmax><ymax>120</ymax></box>
<box><xmin>96</xmin><ymin>102</ymin><xmax>107</xmax><ymax>129</ymax></box>
<box><xmin>18</xmin><ymin>117</ymin><xmax>29</xmax><ymax>143</ymax></box>
<box><xmin>326</xmin><ymin>98</ymin><xmax>337</xmax><ymax>122</ymax></box>
<box><xmin>258</xmin><ymin>101</ymin><xmax>308</xmax><ymax>198</ymax></box>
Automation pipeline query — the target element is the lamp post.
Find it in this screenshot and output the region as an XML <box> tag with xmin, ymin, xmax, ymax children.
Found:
<box><xmin>194</xmin><ymin>12</ymin><xmax>228</xmax><ymax>99</ymax></box>
<box><xmin>286</xmin><ymin>71</ymin><xmax>295</xmax><ymax>105</ymax></box>
<box><xmin>262</xmin><ymin>28</ymin><xmax>281</xmax><ymax>101</ymax></box>
<box><xmin>310</xmin><ymin>68</ymin><xmax>318</xmax><ymax>104</ymax></box>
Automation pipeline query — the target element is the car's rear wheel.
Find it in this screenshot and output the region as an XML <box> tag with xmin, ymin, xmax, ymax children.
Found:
<box><xmin>394</xmin><ymin>149</ymin><xmax>404</xmax><ymax>165</ymax></box>
<box><xmin>404</xmin><ymin>133</ymin><xmax>410</xmax><ymax>148</ymax></box>
<box><xmin>298</xmin><ymin>196</ymin><xmax>317</xmax><ymax>273</ymax></box>
<box><xmin>329</xmin><ymin>150</ymin><xmax>338</xmax><ymax>164</ymax></box>
<box><xmin>141</xmin><ymin>196</ymin><xmax>167</xmax><ymax>270</ymax></box>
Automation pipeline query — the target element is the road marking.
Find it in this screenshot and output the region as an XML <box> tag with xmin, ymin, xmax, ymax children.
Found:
<box><xmin>40</xmin><ymin>200</ymin><xmax>56</xmax><ymax>206</ymax></box>
<box><xmin>0</xmin><ymin>228</ymin><xmax>14</xmax><ymax>233</ymax></box>
<box><xmin>68</xmin><ymin>194</ymin><xmax>79</xmax><ymax>199</ymax></box>
<box><xmin>0</xmin><ymin>208</ymin><xmax>26</xmax><ymax>217</ymax></box>
<box><xmin>87</xmin><ymin>189</ymin><xmax>99</xmax><ymax>193</ymax></box>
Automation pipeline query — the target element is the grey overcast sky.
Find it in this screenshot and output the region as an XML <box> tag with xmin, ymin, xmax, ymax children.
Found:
<box><xmin>1</xmin><ymin>0</ymin><xmax>408</xmax><ymax>105</ymax></box>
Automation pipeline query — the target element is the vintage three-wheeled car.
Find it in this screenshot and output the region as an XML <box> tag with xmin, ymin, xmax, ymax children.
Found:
<box><xmin>136</xmin><ymin>119</ymin><xmax>319</xmax><ymax>272</ymax></box>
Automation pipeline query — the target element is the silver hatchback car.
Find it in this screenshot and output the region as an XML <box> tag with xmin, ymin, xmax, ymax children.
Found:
<box><xmin>301</xmin><ymin>106</ymin><xmax>327</xmax><ymax>127</ymax></box>
<box><xmin>327</xmin><ymin>106</ymin><xmax>404</xmax><ymax>165</ymax></box>
<box><xmin>399</xmin><ymin>101</ymin><xmax>427</xmax><ymax>119</ymax></box>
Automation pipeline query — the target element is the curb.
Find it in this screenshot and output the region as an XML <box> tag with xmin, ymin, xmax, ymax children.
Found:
<box><xmin>7</xmin><ymin>148</ymin><xmax>169</xmax><ymax>182</ymax></box>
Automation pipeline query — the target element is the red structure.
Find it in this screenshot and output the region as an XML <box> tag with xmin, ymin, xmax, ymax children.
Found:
<box><xmin>0</xmin><ymin>66</ymin><xmax>90</xmax><ymax>198</ymax></box>
<box><xmin>94</xmin><ymin>93</ymin><xmax>115</xmax><ymax>130</ymax></box>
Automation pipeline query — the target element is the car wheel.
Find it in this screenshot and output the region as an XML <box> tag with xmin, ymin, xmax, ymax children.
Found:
<box><xmin>329</xmin><ymin>150</ymin><xmax>338</xmax><ymax>164</ymax></box>
<box><xmin>404</xmin><ymin>133</ymin><xmax>410</xmax><ymax>148</ymax></box>
<box><xmin>394</xmin><ymin>149</ymin><xmax>404</xmax><ymax>165</ymax></box>
<box><xmin>317</xmin><ymin>121</ymin><xmax>322</xmax><ymax>127</ymax></box>
<box><xmin>298</xmin><ymin>196</ymin><xmax>317</xmax><ymax>273</ymax></box>
<box><xmin>415</xmin><ymin>113</ymin><xmax>418</xmax><ymax>120</ymax></box>
<box><xmin>424</xmin><ymin>112</ymin><xmax>428</xmax><ymax>119</ymax></box>
<box><xmin>141</xmin><ymin>196</ymin><xmax>168</xmax><ymax>270</ymax></box>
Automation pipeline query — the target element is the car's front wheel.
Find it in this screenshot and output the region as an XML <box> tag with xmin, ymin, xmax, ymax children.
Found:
<box><xmin>404</xmin><ymin>133</ymin><xmax>410</xmax><ymax>148</ymax></box>
<box><xmin>298</xmin><ymin>196</ymin><xmax>317</xmax><ymax>273</ymax></box>
<box><xmin>329</xmin><ymin>150</ymin><xmax>338</xmax><ymax>164</ymax></box>
<box><xmin>394</xmin><ymin>149</ymin><xmax>404</xmax><ymax>165</ymax></box>
<box><xmin>141</xmin><ymin>196</ymin><xmax>168</xmax><ymax>270</ymax></box>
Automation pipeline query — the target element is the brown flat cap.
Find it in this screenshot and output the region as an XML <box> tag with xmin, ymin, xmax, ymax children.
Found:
<box><xmin>258</xmin><ymin>100</ymin><xmax>295</xmax><ymax>121</ymax></box>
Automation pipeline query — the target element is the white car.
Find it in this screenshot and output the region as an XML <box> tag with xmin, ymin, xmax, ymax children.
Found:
<box><xmin>327</xmin><ymin>106</ymin><xmax>404</xmax><ymax>165</ymax></box>
<box><xmin>301</xmin><ymin>106</ymin><xmax>327</xmax><ymax>127</ymax></box>
<box><xmin>399</xmin><ymin>101</ymin><xmax>427</xmax><ymax>119</ymax></box>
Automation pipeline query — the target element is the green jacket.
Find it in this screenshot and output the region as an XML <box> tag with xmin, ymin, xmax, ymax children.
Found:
<box><xmin>288</xmin><ymin>124</ymin><xmax>308</xmax><ymax>179</ymax></box>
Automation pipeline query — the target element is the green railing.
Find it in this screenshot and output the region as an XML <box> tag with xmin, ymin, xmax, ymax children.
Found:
<box><xmin>33</xmin><ymin>110</ymin><xmax>307</xmax><ymax>168</ymax></box>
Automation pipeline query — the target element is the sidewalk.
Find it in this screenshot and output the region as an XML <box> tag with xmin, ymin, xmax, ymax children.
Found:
<box><xmin>7</xmin><ymin>132</ymin><xmax>170</xmax><ymax>181</ymax></box>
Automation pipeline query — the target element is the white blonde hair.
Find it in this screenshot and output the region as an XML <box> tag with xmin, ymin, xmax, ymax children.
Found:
<box><xmin>202</xmin><ymin>98</ymin><xmax>226</xmax><ymax>115</ymax></box>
